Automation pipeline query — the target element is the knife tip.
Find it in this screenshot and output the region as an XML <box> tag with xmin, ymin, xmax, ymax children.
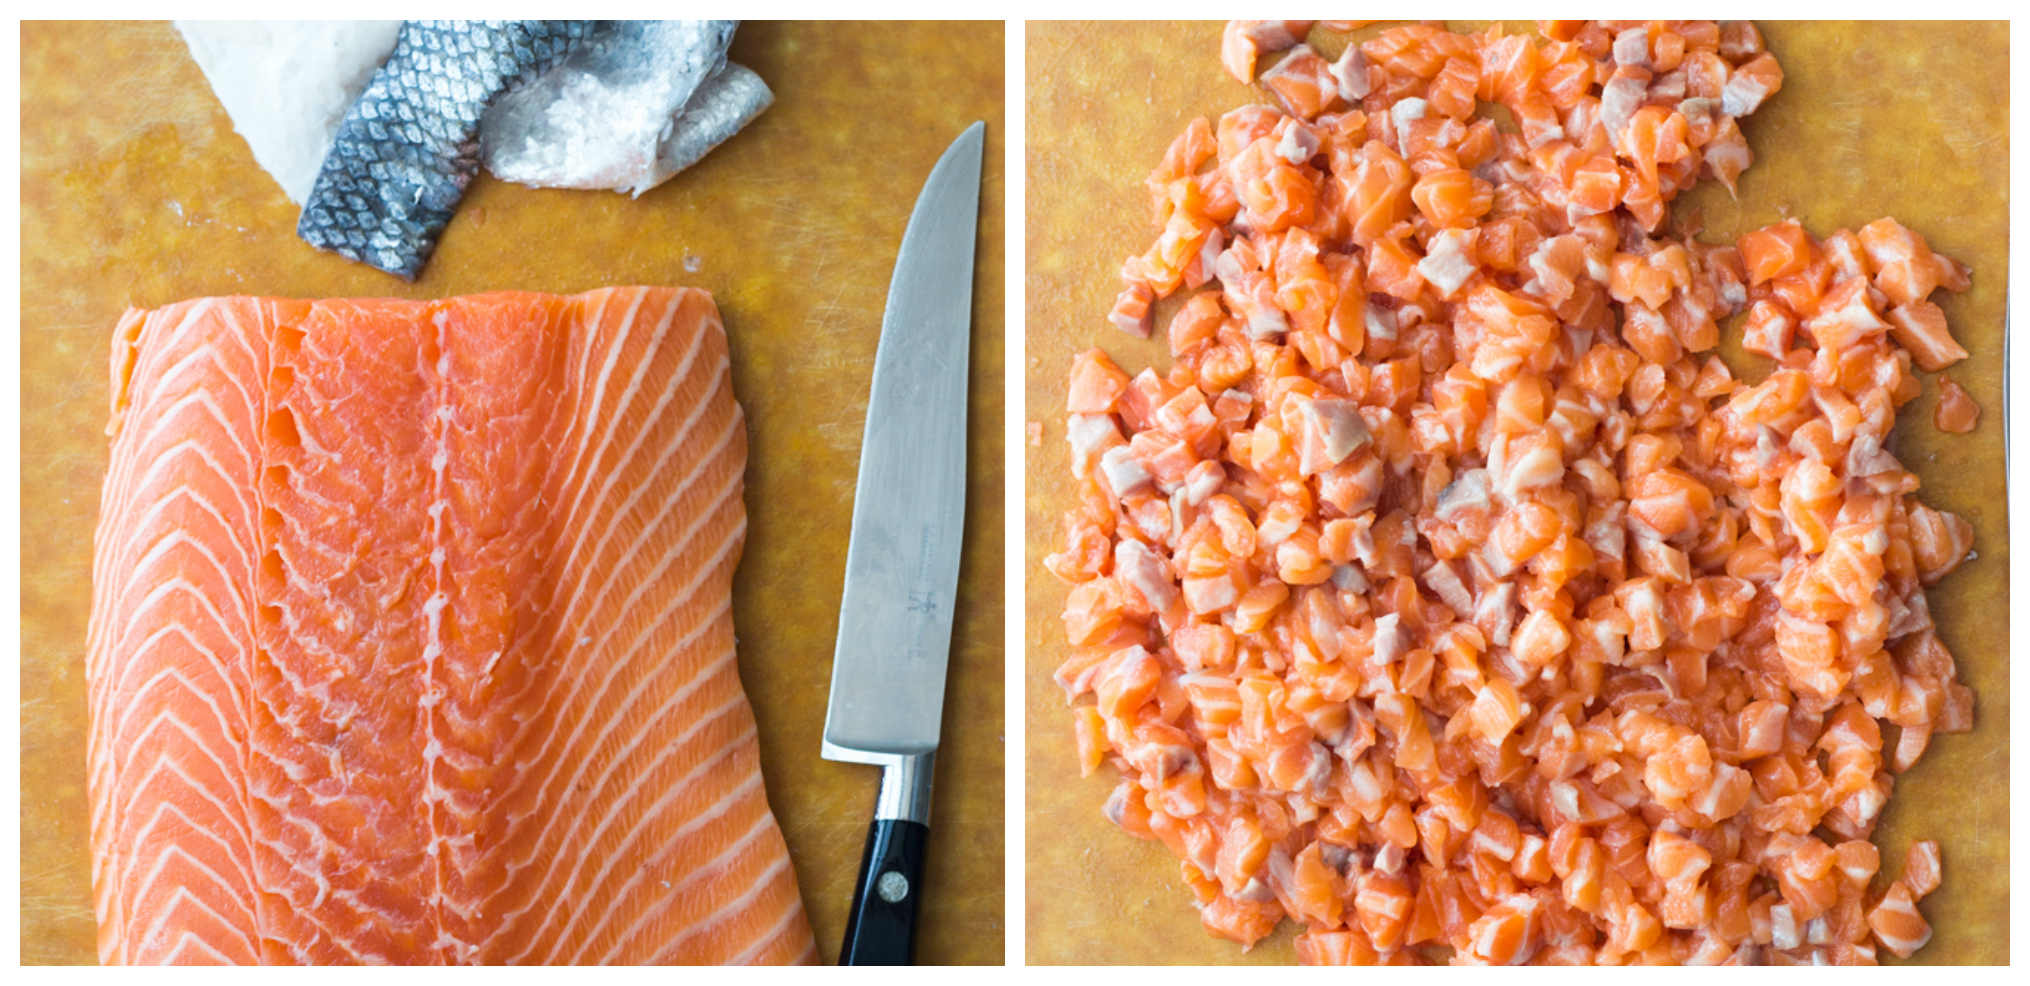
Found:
<box><xmin>935</xmin><ymin>122</ymin><xmax>987</xmax><ymax>176</ymax></box>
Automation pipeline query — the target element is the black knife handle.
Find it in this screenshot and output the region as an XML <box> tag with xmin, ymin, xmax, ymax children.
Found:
<box><xmin>839</xmin><ymin>817</ymin><xmax>928</xmax><ymax>965</ymax></box>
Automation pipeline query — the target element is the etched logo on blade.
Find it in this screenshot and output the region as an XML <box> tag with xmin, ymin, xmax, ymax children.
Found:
<box><xmin>907</xmin><ymin>521</ymin><xmax>939</xmax><ymax>661</ymax></box>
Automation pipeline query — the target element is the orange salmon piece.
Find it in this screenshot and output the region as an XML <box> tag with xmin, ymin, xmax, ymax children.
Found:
<box><xmin>1346</xmin><ymin>140</ymin><xmax>1415</xmax><ymax>246</ymax></box>
<box><xmin>1067</xmin><ymin>348</ymin><xmax>1132</xmax><ymax>413</ymax></box>
<box><xmin>1884</xmin><ymin>299</ymin><xmax>1968</xmax><ymax>371</ymax></box>
<box><xmin>1260</xmin><ymin>45</ymin><xmax>1341</xmax><ymax>120</ymax></box>
<box><xmin>1933</xmin><ymin>373</ymin><xmax>1979</xmax><ymax>433</ymax></box>
<box><xmin>1411</xmin><ymin>168</ymin><xmax>1494</xmax><ymax>228</ymax></box>
<box><xmin>1223</xmin><ymin>21</ymin><xmax>1315</xmax><ymax>83</ymax></box>
<box><xmin>1738</xmin><ymin>219</ymin><xmax>1815</xmax><ymax>285</ymax></box>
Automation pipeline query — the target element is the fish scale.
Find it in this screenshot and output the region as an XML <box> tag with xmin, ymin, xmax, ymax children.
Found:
<box><xmin>296</xmin><ymin>21</ymin><xmax>594</xmax><ymax>280</ymax></box>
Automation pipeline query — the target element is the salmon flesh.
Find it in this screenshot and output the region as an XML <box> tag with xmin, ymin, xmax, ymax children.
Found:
<box><xmin>86</xmin><ymin>288</ymin><xmax>815</xmax><ymax>964</ymax></box>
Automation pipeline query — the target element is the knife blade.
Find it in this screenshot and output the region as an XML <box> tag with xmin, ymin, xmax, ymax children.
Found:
<box><xmin>821</xmin><ymin>121</ymin><xmax>982</xmax><ymax>965</ymax></box>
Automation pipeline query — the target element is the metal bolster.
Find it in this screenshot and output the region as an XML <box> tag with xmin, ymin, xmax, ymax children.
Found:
<box><xmin>875</xmin><ymin>752</ymin><xmax>935</xmax><ymax>826</ymax></box>
<box><xmin>822</xmin><ymin>743</ymin><xmax>936</xmax><ymax>826</ymax></box>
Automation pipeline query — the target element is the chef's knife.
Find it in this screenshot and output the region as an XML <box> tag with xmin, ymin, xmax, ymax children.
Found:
<box><xmin>821</xmin><ymin>121</ymin><xmax>983</xmax><ymax>965</ymax></box>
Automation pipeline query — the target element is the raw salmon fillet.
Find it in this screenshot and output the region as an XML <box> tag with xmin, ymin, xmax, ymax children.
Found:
<box><xmin>85</xmin><ymin>287</ymin><xmax>816</xmax><ymax>965</ymax></box>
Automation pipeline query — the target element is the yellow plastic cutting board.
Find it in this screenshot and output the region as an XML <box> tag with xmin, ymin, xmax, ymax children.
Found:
<box><xmin>21</xmin><ymin>20</ymin><xmax>1004</xmax><ymax>966</ymax></box>
<box><xmin>1025</xmin><ymin>20</ymin><xmax>2007</xmax><ymax>965</ymax></box>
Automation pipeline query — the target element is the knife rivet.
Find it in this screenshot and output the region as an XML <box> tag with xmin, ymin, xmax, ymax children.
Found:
<box><xmin>877</xmin><ymin>870</ymin><xmax>909</xmax><ymax>903</ymax></box>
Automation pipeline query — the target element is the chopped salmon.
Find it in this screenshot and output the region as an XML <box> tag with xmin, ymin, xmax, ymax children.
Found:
<box><xmin>1259</xmin><ymin>45</ymin><xmax>1341</xmax><ymax>120</ymax></box>
<box><xmin>1934</xmin><ymin>373</ymin><xmax>1979</xmax><ymax>433</ymax></box>
<box><xmin>1223</xmin><ymin>20</ymin><xmax>1315</xmax><ymax>84</ymax></box>
<box><xmin>1050</xmin><ymin>19</ymin><xmax>1979</xmax><ymax>965</ymax></box>
<box><xmin>1067</xmin><ymin>348</ymin><xmax>1132</xmax><ymax>413</ymax></box>
<box><xmin>1738</xmin><ymin>219</ymin><xmax>1814</xmax><ymax>285</ymax></box>
<box><xmin>1885</xmin><ymin>299</ymin><xmax>1969</xmax><ymax>371</ymax></box>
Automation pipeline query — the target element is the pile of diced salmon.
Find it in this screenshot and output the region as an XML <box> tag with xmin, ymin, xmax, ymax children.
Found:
<box><xmin>1046</xmin><ymin>20</ymin><xmax>1980</xmax><ymax>965</ymax></box>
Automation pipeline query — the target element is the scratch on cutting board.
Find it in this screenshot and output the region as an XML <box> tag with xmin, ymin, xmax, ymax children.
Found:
<box><xmin>1966</xmin><ymin>789</ymin><xmax>1984</xmax><ymax>854</ymax></box>
<box><xmin>18</xmin><ymin>894</ymin><xmax>96</xmax><ymax>922</ymax></box>
<box><xmin>1034</xmin><ymin>880</ymin><xmax>1096</xmax><ymax>898</ymax></box>
<box><xmin>20</xmin><ymin>696</ymin><xmax>63</xmax><ymax>735</ymax></box>
<box><xmin>940</xmin><ymin>892</ymin><xmax>1006</xmax><ymax>909</ymax></box>
<box><xmin>22</xmin><ymin>857</ymin><xmax>85</xmax><ymax>884</ymax></box>
<box><xmin>758</xmin><ymin>193</ymin><xmax>834</xmax><ymax>241</ymax></box>
<box><xmin>1033</xmin><ymin>24</ymin><xmax>1091</xmax><ymax>88</ymax></box>
<box><xmin>811</xmin><ymin>417</ymin><xmax>865</xmax><ymax>457</ymax></box>
<box><xmin>28</xmin><ymin>322</ymin><xmax>106</xmax><ymax>336</ymax></box>
<box><xmin>1821</xmin><ymin>99</ymin><xmax>1863</xmax><ymax>140</ymax></box>
<box><xmin>1932</xmin><ymin>82</ymin><xmax>2003</xmax><ymax>163</ymax></box>
<box><xmin>801</xmin><ymin>254</ymin><xmax>856</xmax><ymax>336</ymax></box>
<box><xmin>21</xmin><ymin>298</ymin><xmax>97</xmax><ymax>316</ymax></box>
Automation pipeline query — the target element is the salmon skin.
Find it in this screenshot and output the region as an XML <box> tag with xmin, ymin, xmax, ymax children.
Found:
<box><xmin>86</xmin><ymin>288</ymin><xmax>815</xmax><ymax>964</ymax></box>
<box><xmin>296</xmin><ymin>21</ymin><xmax>593</xmax><ymax>279</ymax></box>
<box><xmin>476</xmin><ymin>20</ymin><xmax>764</xmax><ymax>197</ymax></box>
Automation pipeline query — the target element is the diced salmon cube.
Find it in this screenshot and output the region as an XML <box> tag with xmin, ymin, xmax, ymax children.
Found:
<box><xmin>1934</xmin><ymin>373</ymin><xmax>1980</xmax><ymax>433</ymax></box>
<box><xmin>1885</xmin><ymin>299</ymin><xmax>1968</xmax><ymax>372</ymax></box>
<box><xmin>1738</xmin><ymin>219</ymin><xmax>1814</xmax><ymax>286</ymax></box>
<box><xmin>1067</xmin><ymin>348</ymin><xmax>1132</xmax><ymax>413</ymax></box>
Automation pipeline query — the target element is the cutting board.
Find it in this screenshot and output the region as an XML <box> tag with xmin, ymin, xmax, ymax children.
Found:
<box><xmin>21</xmin><ymin>20</ymin><xmax>1004</xmax><ymax>965</ymax></box>
<box><xmin>1025</xmin><ymin>21</ymin><xmax>2007</xmax><ymax>965</ymax></box>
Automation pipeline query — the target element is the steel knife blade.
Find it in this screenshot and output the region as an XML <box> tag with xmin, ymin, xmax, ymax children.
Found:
<box><xmin>822</xmin><ymin>121</ymin><xmax>982</xmax><ymax>965</ymax></box>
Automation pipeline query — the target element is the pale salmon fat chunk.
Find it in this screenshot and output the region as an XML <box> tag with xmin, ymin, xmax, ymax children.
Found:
<box><xmin>88</xmin><ymin>288</ymin><xmax>816</xmax><ymax>964</ymax></box>
<box><xmin>1053</xmin><ymin>20</ymin><xmax>1979</xmax><ymax>965</ymax></box>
